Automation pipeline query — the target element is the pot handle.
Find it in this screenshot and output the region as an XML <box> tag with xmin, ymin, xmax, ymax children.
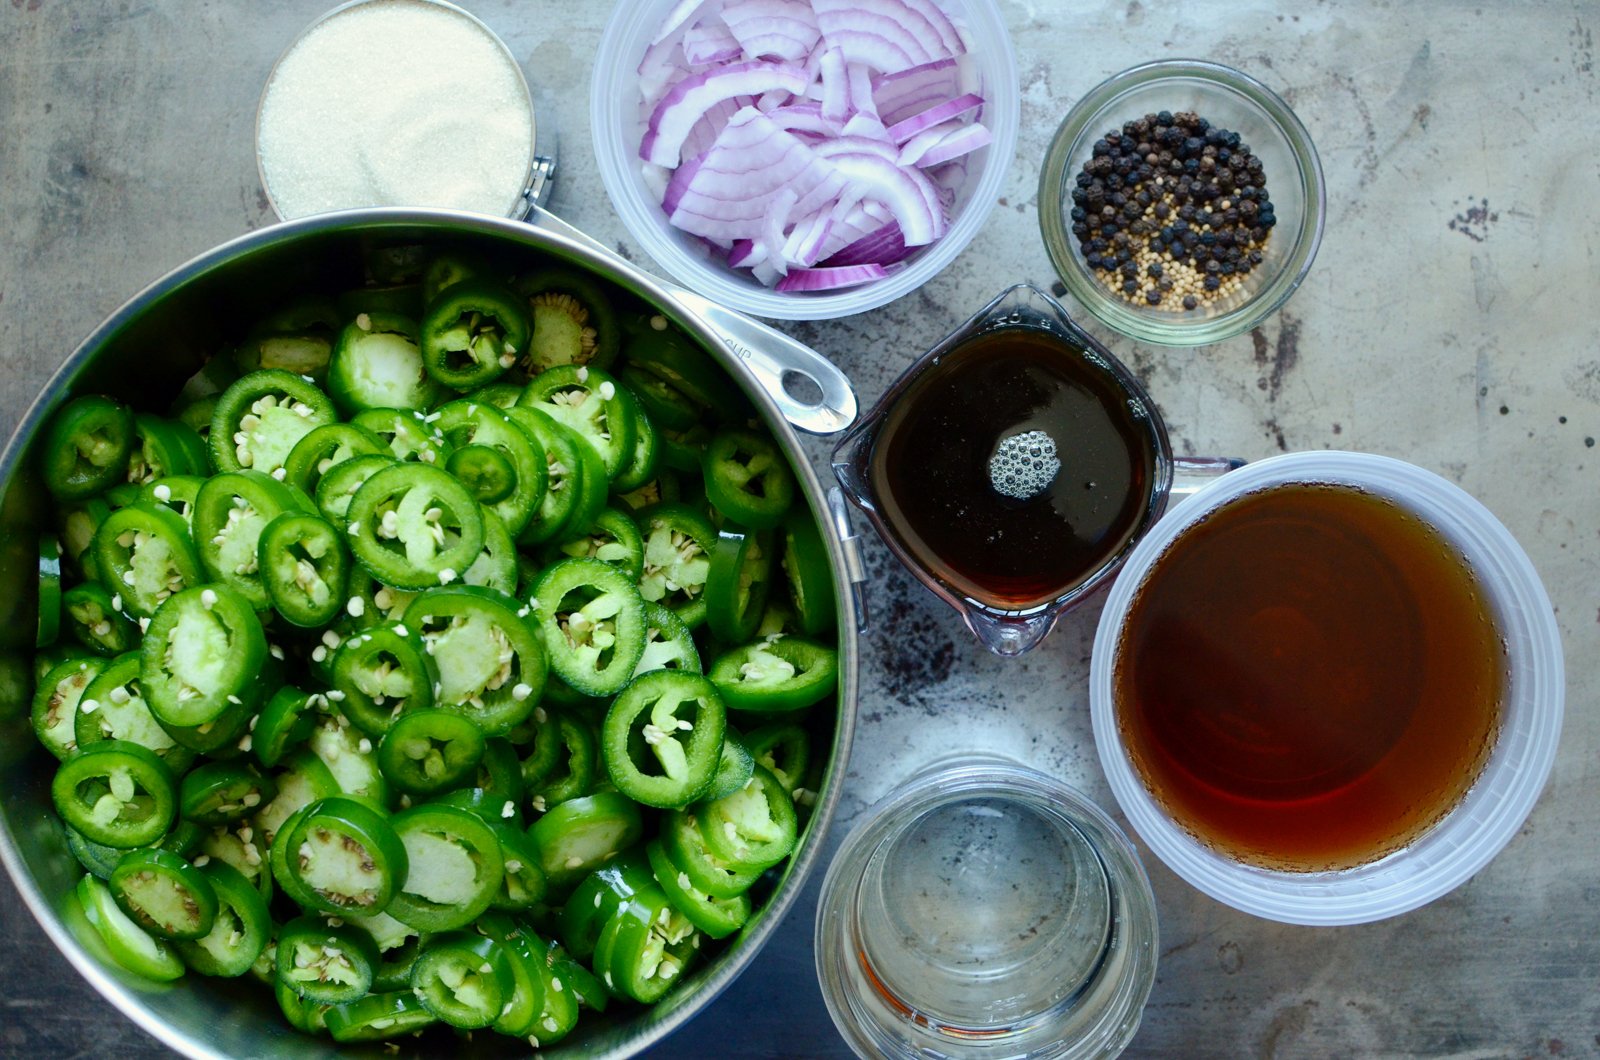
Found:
<box><xmin>526</xmin><ymin>207</ymin><xmax>857</xmax><ymax>436</ymax></box>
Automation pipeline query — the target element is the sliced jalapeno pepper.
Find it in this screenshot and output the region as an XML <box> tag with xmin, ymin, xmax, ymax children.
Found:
<box><xmin>634</xmin><ymin>601</ymin><xmax>702</xmax><ymax>679</ymax></box>
<box><xmin>41</xmin><ymin>395</ymin><xmax>135</xmax><ymax>500</ymax></box>
<box><xmin>703</xmin><ymin>428</ymin><xmax>796</xmax><ymax>530</ymax></box>
<box><xmin>709</xmin><ymin>636</ymin><xmax>838</xmax><ymax>713</ymax></box>
<box><xmin>233</xmin><ymin>298</ymin><xmax>339</xmax><ymax>380</ymax></box>
<box><xmin>699</xmin><ymin>764</ymin><xmax>798</xmax><ymax>871</ymax></box>
<box><xmin>275</xmin><ymin>976</ymin><xmax>332</xmax><ymax>1033</ymax></box>
<box><xmin>175</xmin><ymin>859</ymin><xmax>271</xmax><ymax>977</ymax></box>
<box><xmin>108</xmin><ymin>847</ymin><xmax>217</xmax><ymax>940</ymax></box>
<box><xmin>514</xmin><ymin>268</ymin><xmax>621</xmax><ymax>374</ymax></box>
<box><xmin>273</xmin><ymin>795</ymin><xmax>408</xmax><ymax>916</ymax></box>
<box><xmin>593</xmin><ymin>883</ymin><xmax>700</xmax><ymax>1003</ymax></box>
<box><xmin>253</xmin><ymin>747</ymin><xmax>341</xmax><ymax>849</ymax></box>
<box><xmin>282</xmin><ymin>421</ymin><xmax>387</xmax><ymax>498</ymax></box>
<box><xmin>528</xmin><ymin>791</ymin><xmax>643</xmax><ymax>892</ymax></box>
<box><xmin>542</xmin><ymin>934</ymin><xmax>611</xmax><ymax>1014</ymax></box>
<box><xmin>523</xmin><ymin>928</ymin><xmax>580</xmax><ymax>1042</ymax></box>
<box><xmin>197</xmin><ymin>821</ymin><xmax>273</xmax><ymax>900</ymax></box>
<box><xmin>351</xmin><ymin>408</ymin><xmax>451</xmax><ymax>466</ymax></box>
<box><xmin>637</xmin><ymin>503</ymin><xmax>717</xmax><ymax>629</ymax></box>
<box><xmin>210</xmin><ymin>368</ymin><xmax>337</xmax><ymax>476</ymax></box>
<box><xmin>60</xmin><ymin>495</ymin><xmax>113</xmax><ymax>577</ymax></box>
<box><xmin>375</xmin><ymin>708</ymin><xmax>484</xmax><ymax>796</ymax></box>
<box><xmin>37</xmin><ymin>534</ymin><xmax>62</xmax><ymax>647</ymax></box>
<box><xmin>253</xmin><ymin>685</ymin><xmax>321</xmax><ymax>769</ymax></box>
<box><xmin>660</xmin><ymin>423</ymin><xmax>712</xmax><ymax>474</ymax></box>
<box><xmin>434</xmin><ymin>398</ymin><xmax>546</xmax><ymax>536</ymax></box>
<box><xmin>518</xmin><ymin>365</ymin><xmax>638</xmax><ymax>481</ymax></box>
<box><xmin>180</xmin><ymin>760</ymin><xmax>278</xmax><ymax>825</ymax></box>
<box><xmin>475</xmin><ymin>912</ymin><xmax>547</xmax><ymax>1035</ymax></box>
<box><xmin>75</xmin><ymin>872</ymin><xmax>186</xmax><ymax>981</ymax></box>
<box><xmin>346</xmin><ymin>462</ymin><xmax>486</xmax><ymax>590</ymax></box>
<box><xmin>557</xmin><ymin>852</ymin><xmax>654</xmax><ymax>961</ymax></box>
<box><xmin>462</xmin><ymin>507</ymin><xmax>519</xmax><ymax>594</ymax></box>
<box><xmin>140</xmin><ymin>475</ymin><xmax>204</xmax><ymax>531</ymax></box>
<box><xmin>93</xmin><ymin>502</ymin><xmax>204</xmax><ymax>618</ymax></box>
<box><xmin>77</xmin><ymin>652</ymin><xmax>192</xmax><ymax>771</ymax></box>
<box><xmin>314</xmin><ymin>452</ymin><xmax>395</xmax><ymax>525</ymax></box>
<box><xmin>411</xmin><ymin>930</ymin><xmax>515</xmax><ymax>1029</ymax></box>
<box><xmin>276</xmin><ymin>914</ymin><xmax>380</xmax><ymax>1004</ymax></box>
<box><xmin>387</xmin><ymin>803</ymin><xmax>504</xmax><ymax>932</ymax></box>
<box><xmin>53</xmin><ymin>740</ymin><xmax>176</xmax><ymax>848</ymax></box>
<box><xmin>399</xmin><ymin>585</ymin><xmax>546</xmax><ymax>736</ymax></box>
<box><xmin>539</xmin><ymin>505</ymin><xmax>644</xmax><ymax>581</ymax></box>
<box><xmin>519</xmin><ymin>709</ymin><xmax>597</xmax><ymax>811</ymax></box>
<box><xmin>33</xmin><ymin>656</ymin><xmax>105</xmax><ymax>761</ymax></box>
<box><xmin>194</xmin><ymin>470</ymin><xmax>314</xmax><ymax>609</ymax></box>
<box><xmin>660</xmin><ymin>808</ymin><xmax>762</xmax><ymax>899</ymax></box>
<box><xmin>624</xmin><ymin>320</ymin><xmax>742</xmax><ymax>413</ymax></box>
<box><xmin>744</xmin><ymin>721</ymin><xmax>811</xmax><ymax>795</ymax></box>
<box><xmin>610</xmin><ymin>400</ymin><xmax>661</xmax><ymax>494</ymax></box>
<box><xmin>531</xmin><ymin>558</ymin><xmax>647</xmax><ymax>697</ymax></box>
<box><xmin>258</xmin><ymin>512</ymin><xmax>349</xmax><ymax>628</ymax></box>
<box><xmin>338</xmin><ymin>278</ymin><xmax>425</xmax><ymax>319</ymax></box>
<box><xmin>781</xmin><ymin>506</ymin><xmax>837</xmax><ymax>636</ymax></box>
<box><xmin>327</xmin><ymin>311</ymin><xmax>442</xmax><ymax>414</ymax></box>
<box><xmin>613</xmin><ymin>471</ymin><xmax>682</xmax><ymax>512</ymax></box>
<box><xmin>420</xmin><ymin>279</ymin><xmax>530</xmax><ymax>391</ymax></box>
<box><xmin>618</xmin><ymin>365</ymin><xmax>699</xmax><ymax>432</ymax></box>
<box><xmin>350</xmin><ymin>909</ymin><xmax>422</xmax><ymax>991</ymax></box>
<box><xmin>505</xmin><ymin>405</ymin><xmax>607</xmax><ymax>547</ymax></box>
<box><xmin>491</xmin><ymin>821</ymin><xmax>546</xmax><ymax>911</ymax></box>
<box><xmin>646</xmin><ymin>838</ymin><xmax>750</xmax><ymax>939</ymax></box>
<box><xmin>602</xmin><ymin>671</ymin><xmax>727</xmax><ymax>809</ymax></box>
<box><xmin>705</xmin><ymin>728</ymin><xmax>755</xmax><ymax>801</ymax></box>
<box><xmin>127</xmin><ymin>413</ymin><xmax>207</xmax><ymax>485</ymax></box>
<box><xmin>331</xmin><ymin>620</ymin><xmax>437</xmax><ymax>736</ymax></box>
<box><xmin>705</xmin><ymin>526</ymin><xmax>775</xmax><ymax>643</ymax></box>
<box><xmin>140</xmin><ymin>583</ymin><xmax>266</xmax><ymax>728</ymax></box>
<box><xmin>324</xmin><ymin>990</ymin><xmax>438</xmax><ymax>1042</ymax></box>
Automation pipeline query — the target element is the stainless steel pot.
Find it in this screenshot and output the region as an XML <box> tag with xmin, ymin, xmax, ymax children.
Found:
<box><xmin>0</xmin><ymin>207</ymin><xmax>865</xmax><ymax>1058</ymax></box>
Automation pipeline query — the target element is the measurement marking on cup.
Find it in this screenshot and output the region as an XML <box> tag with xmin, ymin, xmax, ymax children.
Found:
<box><xmin>722</xmin><ymin>337</ymin><xmax>755</xmax><ymax>361</ymax></box>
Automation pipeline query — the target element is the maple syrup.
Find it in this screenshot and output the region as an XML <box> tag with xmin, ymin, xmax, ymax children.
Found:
<box><xmin>868</xmin><ymin>328</ymin><xmax>1159</xmax><ymax>609</ymax></box>
<box><xmin>1113</xmin><ymin>483</ymin><xmax>1506</xmax><ymax>871</ymax></box>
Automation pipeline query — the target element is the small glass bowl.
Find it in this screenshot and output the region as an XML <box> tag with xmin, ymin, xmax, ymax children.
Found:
<box><xmin>1038</xmin><ymin>59</ymin><xmax>1325</xmax><ymax>347</ymax></box>
<box><xmin>815</xmin><ymin>755</ymin><xmax>1159</xmax><ymax>1058</ymax></box>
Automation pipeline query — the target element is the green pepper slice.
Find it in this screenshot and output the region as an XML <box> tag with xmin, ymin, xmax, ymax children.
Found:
<box><xmin>519</xmin><ymin>709</ymin><xmax>597</xmax><ymax>811</ymax></box>
<box><xmin>704</xmin><ymin>728</ymin><xmax>755</xmax><ymax>801</ymax></box>
<box><xmin>194</xmin><ymin>470</ymin><xmax>314</xmax><ymax>609</ymax></box>
<box><xmin>330</xmin><ymin>620</ymin><xmax>437</xmax><ymax>735</ymax></box>
<box><xmin>410</xmin><ymin>930</ymin><xmax>515</xmax><ymax>1029</ymax></box>
<box><xmin>660</xmin><ymin>808</ymin><xmax>762</xmax><ymax>899</ymax></box>
<box><xmin>253</xmin><ymin>747</ymin><xmax>341</xmax><ymax>848</ymax></box>
<box><xmin>375</xmin><ymin>708</ymin><xmax>485</xmax><ymax>796</ymax></box>
<box><xmin>505</xmin><ymin>405</ymin><xmax>608</xmax><ymax>547</ymax></box>
<box><xmin>351</xmin><ymin>407</ymin><xmax>451</xmax><ymax>466</ymax></box>
<box><xmin>699</xmin><ymin>763</ymin><xmax>799</xmax><ymax>871</ymax></box>
<box><xmin>528</xmin><ymin>791</ymin><xmax>644</xmax><ymax>892</ymax></box>
<box><xmin>74</xmin><ymin>872</ymin><xmax>186</xmax><ymax>981</ymax></box>
<box><xmin>276</xmin><ymin>914</ymin><xmax>379</xmax><ymax>1004</ymax></box>
<box><xmin>348</xmin><ymin>910</ymin><xmax>421</xmax><ymax>991</ymax></box>
<box><xmin>420</xmin><ymin>279</ymin><xmax>529</xmax><ymax>391</ymax></box>
<box><xmin>461</xmin><ymin>507</ymin><xmax>519</xmax><ymax>595</ymax></box>
<box><xmin>397</xmin><ymin>585</ymin><xmax>545</xmax><ymax>736</ymax></box>
<box><xmin>637</xmin><ymin>503</ymin><xmax>717</xmax><ymax>629</ymax></box>
<box><xmin>33</xmin><ymin>656</ymin><xmax>105</xmax><ymax>761</ymax></box>
<box><xmin>475</xmin><ymin>912</ymin><xmax>547</xmax><ymax>1035</ymax></box>
<box><xmin>387</xmin><ymin>803</ymin><xmax>504</xmax><ymax>932</ymax></box>
<box><xmin>313</xmin><ymin>452</ymin><xmax>396</xmax><ymax>525</ymax></box>
<box><xmin>108</xmin><ymin>847</ymin><xmax>217</xmax><ymax>940</ymax></box>
<box><xmin>540</xmin><ymin>505</ymin><xmax>644</xmax><ymax>581</ymax></box>
<box><xmin>53</xmin><ymin>740</ymin><xmax>176</xmax><ymax>848</ymax></box>
<box><xmin>703</xmin><ymin>428</ymin><xmax>796</xmax><ymax>530</ymax></box>
<box><xmin>433</xmin><ymin>398</ymin><xmax>546</xmax><ymax>536</ymax></box>
<box><xmin>140</xmin><ymin>475</ymin><xmax>205</xmax><ymax>531</ymax></box>
<box><xmin>709</xmin><ymin>635</ymin><xmax>838</xmax><ymax>713</ymax></box>
<box><xmin>522</xmin><ymin>929</ymin><xmax>581</xmax><ymax>1043</ymax></box>
<box><xmin>175</xmin><ymin>860</ymin><xmax>271</xmax><ymax>977</ymax></box>
<box><xmin>518</xmin><ymin>365</ymin><xmax>638</xmax><ymax>481</ymax></box>
<box><xmin>338</xmin><ymin>277</ymin><xmax>425</xmax><ymax>319</ymax></box>
<box><xmin>127</xmin><ymin>413</ymin><xmax>208</xmax><ymax>485</ymax></box>
<box><xmin>646</xmin><ymin>838</ymin><xmax>750</xmax><ymax>939</ymax></box>
<box><xmin>593</xmin><ymin>883</ymin><xmax>700</xmax><ymax>1003</ymax></box>
<box><xmin>557</xmin><ymin>852</ymin><xmax>654</xmax><ymax>961</ymax></box>
<box><xmin>634</xmin><ymin>601</ymin><xmax>702</xmax><ymax>679</ymax></box>
<box><xmin>232</xmin><ymin>298</ymin><xmax>339</xmax><ymax>381</ymax></box>
<box><xmin>253</xmin><ymin>685</ymin><xmax>321</xmax><ymax>769</ymax></box>
<box><xmin>531</xmin><ymin>558</ymin><xmax>647</xmax><ymax>697</ymax></box>
<box><xmin>60</xmin><ymin>495</ymin><xmax>113</xmax><ymax>578</ymax></box>
<box><xmin>610</xmin><ymin>400</ymin><xmax>662</xmax><ymax>494</ymax></box>
<box><xmin>514</xmin><ymin>268</ymin><xmax>621</xmax><ymax>374</ymax></box>
<box><xmin>490</xmin><ymin>822</ymin><xmax>546</xmax><ymax>912</ymax></box>
<box><xmin>93</xmin><ymin>502</ymin><xmax>204</xmax><ymax>618</ymax></box>
<box><xmin>76</xmin><ymin>652</ymin><xmax>192</xmax><ymax>771</ymax></box>
<box><xmin>327</xmin><ymin>311</ymin><xmax>442</xmax><ymax>414</ymax></box>
<box><xmin>782</xmin><ymin>506</ymin><xmax>837</xmax><ymax>636</ymax></box>
<box><xmin>273</xmin><ymin>795</ymin><xmax>408</xmax><ymax>916</ymax></box>
<box><xmin>346</xmin><ymin>462</ymin><xmax>486</xmax><ymax>590</ymax></box>
<box><xmin>180</xmin><ymin>760</ymin><xmax>278</xmax><ymax>825</ymax></box>
<box><xmin>210</xmin><ymin>368</ymin><xmax>337</xmax><ymax>476</ymax></box>
<box><xmin>602</xmin><ymin>671</ymin><xmax>727</xmax><ymax>809</ymax></box>
<box><xmin>624</xmin><ymin>320</ymin><xmax>742</xmax><ymax>413</ymax></box>
<box><xmin>744</xmin><ymin>721</ymin><xmax>811</xmax><ymax>795</ymax></box>
<box><xmin>282</xmin><ymin>421</ymin><xmax>387</xmax><ymax>498</ymax></box>
<box><xmin>706</xmin><ymin>526</ymin><xmax>775</xmax><ymax>643</ymax></box>
<box><xmin>324</xmin><ymin>990</ymin><xmax>437</xmax><ymax>1042</ymax></box>
<box><xmin>274</xmin><ymin>976</ymin><xmax>332</xmax><ymax>1033</ymax></box>
<box><xmin>259</xmin><ymin>512</ymin><xmax>350</xmax><ymax>628</ymax></box>
<box><xmin>140</xmin><ymin>583</ymin><xmax>267</xmax><ymax>728</ymax></box>
<box><xmin>196</xmin><ymin>821</ymin><xmax>273</xmax><ymax>901</ymax></box>
<box><xmin>41</xmin><ymin>395</ymin><xmax>135</xmax><ymax>501</ymax></box>
<box><xmin>618</xmin><ymin>365</ymin><xmax>699</xmax><ymax>432</ymax></box>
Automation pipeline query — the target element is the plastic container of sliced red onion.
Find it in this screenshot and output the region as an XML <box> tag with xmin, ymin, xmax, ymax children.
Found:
<box><xmin>591</xmin><ymin>0</ymin><xmax>1019</xmax><ymax>320</ymax></box>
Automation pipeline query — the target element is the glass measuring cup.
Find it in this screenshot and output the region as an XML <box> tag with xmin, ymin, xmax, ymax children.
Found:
<box><xmin>832</xmin><ymin>283</ymin><xmax>1237</xmax><ymax>656</ymax></box>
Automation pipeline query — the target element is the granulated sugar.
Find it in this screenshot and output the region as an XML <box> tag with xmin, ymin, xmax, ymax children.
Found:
<box><xmin>257</xmin><ymin>0</ymin><xmax>534</xmax><ymax>219</ymax></box>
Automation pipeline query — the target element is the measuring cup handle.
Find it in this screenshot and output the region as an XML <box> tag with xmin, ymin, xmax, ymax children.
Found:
<box><xmin>1170</xmin><ymin>456</ymin><xmax>1245</xmax><ymax>500</ymax></box>
<box><xmin>525</xmin><ymin>206</ymin><xmax>857</xmax><ymax>436</ymax></box>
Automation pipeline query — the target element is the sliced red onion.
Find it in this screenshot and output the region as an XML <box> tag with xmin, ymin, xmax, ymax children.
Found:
<box><xmin>679</xmin><ymin>94</ymin><xmax>747</xmax><ymax>163</ymax></box>
<box><xmin>684</xmin><ymin>19</ymin><xmax>744</xmax><ymax>65</ymax></box>
<box><xmin>846</xmin><ymin>61</ymin><xmax>878</xmax><ymax>119</ymax></box>
<box><xmin>662</xmin><ymin>152</ymin><xmax>707</xmax><ymax>213</ymax></box>
<box><xmin>917</xmin><ymin>121</ymin><xmax>992</xmax><ymax>167</ymax></box>
<box><xmin>768</xmin><ymin>100</ymin><xmax>840</xmax><ymax>135</ymax></box>
<box><xmin>808</xmin><ymin>148</ymin><xmax>943</xmax><ymax>244</ymax></box>
<box><xmin>756</xmin><ymin>88</ymin><xmax>793</xmax><ymax>110</ymax></box>
<box><xmin>840</xmin><ymin>112</ymin><xmax>891</xmax><ymax>142</ymax></box>
<box><xmin>720</xmin><ymin>0</ymin><xmax>821</xmax><ymax>61</ymax></box>
<box><xmin>897</xmin><ymin>118</ymin><xmax>962</xmax><ymax>166</ymax></box>
<box><xmin>642</xmin><ymin>60</ymin><xmax>810</xmax><ymax>166</ymax></box>
<box><xmin>641</xmin><ymin>161</ymin><xmax>673</xmax><ymax>205</ymax></box>
<box><xmin>885</xmin><ymin>91</ymin><xmax>983</xmax><ymax>142</ymax></box>
<box><xmin>818</xmin><ymin>46</ymin><xmax>850</xmax><ymax>123</ymax></box>
<box><xmin>762</xmin><ymin>187</ymin><xmax>801</xmax><ymax>274</ymax></box>
<box><xmin>811</xmin><ymin>200</ymin><xmax>888</xmax><ymax>262</ymax></box>
<box><xmin>728</xmin><ymin>238</ymin><xmax>764</xmax><ymax>267</ymax></box>
<box><xmin>783</xmin><ymin>207</ymin><xmax>833</xmax><ymax>266</ymax></box>
<box><xmin>900</xmin><ymin>0</ymin><xmax>963</xmax><ymax>56</ymax></box>
<box><xmin>820</xmin><ymin>220</ymin><xmax>911</xmax><ymax>267</ymax></box>
<box><xmin>871</xmin><ymin>57</ymin><xmax>960</xmax><ymax>124</ymax></box>
<box><xmin>669</xmin><ymin>107</ymin><xmax>842</xmax><ymax>237</ymax></box>
<box><xmin>774</xmin><ymin>263</ymin><xmax>890</xmax><ymax>291</ymax></box>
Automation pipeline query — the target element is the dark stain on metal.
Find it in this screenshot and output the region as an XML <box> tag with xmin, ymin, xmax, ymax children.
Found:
<box><xmin>1449</xmin><ymin>197</ymin><xmax>1498</xmax><ymax>242</ymax></box>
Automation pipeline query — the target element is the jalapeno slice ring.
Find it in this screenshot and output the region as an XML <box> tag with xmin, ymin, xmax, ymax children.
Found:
<box><xmin>52</xmin><ymin>740</ymin><xmax>177</xmax><ymax>848</ymax></box>
<box><xmin>346</xmin><ymin>462</ymin><xmax>485</xmax><ymax>590</ymax></box>
<box><xmin>602</xmin><ymin>671</ymin><xmax>727</xmax><ymax>809</ymax></box>
<box><xmin>531</xmin><ymin>558</ymin><xmax>647</xmax><ymax>697</ymax></box>
<box><xmin>41</xmin><ymin>395</ymin><xmax>135</xmax><ymax>501</ymax></box>
<box><xmin>108</xmin><ymin>847</ymin><xmax>218</xmax><ymax>941</ymax></box>
<box><xmin>420</xmin><ymin>280</ymin><xmax>530</xmax><ymax>391</ymax></box>
<box><xmin>386</xmin><ymin>803</ymin><xmax>504</xmax><ymax>932</ymax></box>
<box><xmin>140</xmin><ymin>583</ymin><xmax>267</xmax><ymax>728</ymax></box>
<box><xmin>517</xmin><ymin>365</ymin><xmax>638</xmax><ymax>482</ymax></box>
<box><xmin>210</xmin><ymin>368</ymin><xmax>338</xmax><ymax>476</ymax></box>
<box><xmin>403</xmin><ymin>585</ymin><xmax>548</xmax><ymax>736</ymax></box>
<box><xmin>93</xmin><ymin>502</ymin><xmax>204</xmax><ymax>619</ymax></box>
<box><xmin>273</xmin><ymin>795</ymin><xmax>408</xmax><ymax>916</ymax></box>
